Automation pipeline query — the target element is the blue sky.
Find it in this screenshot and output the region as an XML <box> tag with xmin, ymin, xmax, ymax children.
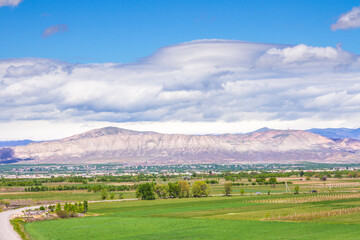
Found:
<box><xmin>1</xmin><ymin>0</ymin><xmax>360</xmax><ymax>63</ymax></box>
<box><xmin>1</xmin><ymin>0</ymin><xmax>360</xmax><ymax>140</ymax></box>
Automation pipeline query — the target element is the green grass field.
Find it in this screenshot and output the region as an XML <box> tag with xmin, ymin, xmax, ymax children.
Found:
<box><xmin>24</xmin><ymin>194</ymin><xmax>360</xmax><ymax>240</ymax></box>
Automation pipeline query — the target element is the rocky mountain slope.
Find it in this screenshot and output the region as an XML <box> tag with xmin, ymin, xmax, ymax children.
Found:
<box><xmin>1</xmin><ymin>127</ymin><xmax>360</xmax><ymax>164</ymax></box>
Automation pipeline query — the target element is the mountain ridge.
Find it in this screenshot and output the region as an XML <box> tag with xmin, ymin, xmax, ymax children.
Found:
<box><xmin>1</xmin><ymin>126</ymin><xmax>360</xmax><ymax>165</ymax></box>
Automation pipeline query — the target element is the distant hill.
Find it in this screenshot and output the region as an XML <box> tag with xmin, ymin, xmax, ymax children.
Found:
<box><xmin>251</xmin><ymin>127</ymin><xmax>274</xmax><ymax>133</ymax></box>
<box><xmin>0</xmin><ymin>140</ymin><xmax>35</xmax><ymax>148</ymax></box>
<box><xmin>307</xmin><ymin>128</ymin><xmax>360</xmax><ymax>140</ymax></box>
<box><xmin>1</xmin><ymin>126</ymin><xmax>360</xmax><ymax>165</ymax></box>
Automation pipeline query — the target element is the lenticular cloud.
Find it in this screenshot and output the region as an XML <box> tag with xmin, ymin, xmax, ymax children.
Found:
<box><xmin>0</xmin><ymin>40</ymin><xmax>360</xmax><ymax>126</ymax></box>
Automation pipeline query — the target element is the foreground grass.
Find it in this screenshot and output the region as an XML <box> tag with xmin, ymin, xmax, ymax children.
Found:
<box><xmin>25</xmin><ymin>195</ymin><xmax>360</xmax><ymax>240</ymax></box>
<box><xmin>11</xmin><ymin>219</ymin><xmax>30</xmax><ymax>240</ymax></box>
<box><xmin>25</xmin><ymin>216</ymin><xmax>360</xmax><ymax>240</ymax></box>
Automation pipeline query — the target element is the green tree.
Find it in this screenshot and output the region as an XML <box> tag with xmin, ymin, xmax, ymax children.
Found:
<box><xmin>101</xmin><ymin>189</ymin><xmax>108</xmax><ymax>200</ymax></box>
<box><xmin>240</xmin><ymin>189</ymin><xmax>245</xmax><ymax>195</ymax></box>
<box><xmin>55</xmin><ymin>203</ymin><xmax>61</xmax><ymax>212</ymax></box>
<box><xmin>268</xmin><ymin>177</ymin><xmax>277</xmax><ymax>187</ymax></box>
<box><xmin>136</xmin><ymin>183</ymin><xmax>155</xmax><ymax>200</ymax></box>
<box><xmin>294</xmin><ymin>185</ymin><xmax>300</xmax><ymax>194</ymax></box>
<box><xmin>78</xmin><ymin>203</ymin><xmax>84</xmax><ymax>213</ymax></box>
<box><xmin>335</xmin><ymin>172</ymin><xmax>342</xmax><ymax>179</ymax></box>
<box><xmin>225</xmin><ymin>175</ymin><xmax>235</xmax><ymax>182</ymax></box>
<box><xmin>347</xmin><ymin>172</ymin><xmax>355</xmax><ymax>178</ymax></box>
<box><xmin>110</xmin><ymin>193</ymin><xmax>115</xmax><ymax>199</ymax></box>
<box><xmin>83</xmin><ymin>200</ymin><xmax>88</xmax><ymax>213</ymax></box>
<box><xmin>168</xmin><ymin>182</ymin><xmax>181</xmax><ymax>198</ymax></box>
<box><xmin>154</xmin><ymin>184</ymin><xmax>169</xmax><ymax>199</ymax></box>
<box><xmin>178</xmin><ymin>181</ymin><xmax>190</xmax><ymax>198</ymax></box>
<box><xmin>192</xmin><ymin>181</ymin><xmax>210</xmax><ymax>197</ymax></box>
<box><xmin>224</xmin><ymin>182</ymin><xmax>232</xmax><ymax>196</ymax></box>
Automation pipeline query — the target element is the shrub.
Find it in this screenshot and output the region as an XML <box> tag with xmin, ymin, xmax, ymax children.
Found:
<box><xmin>68</xmin><ymin>211</ymin><xmax>77</xmax><ymax>218</ymax></box>
<box><xmin>56</xmin><ymin>210</ymin><xmax>69</xmax><ymax>218</ymax></box>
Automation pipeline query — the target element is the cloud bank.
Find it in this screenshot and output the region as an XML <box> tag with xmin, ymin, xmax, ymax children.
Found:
<box><xmin>0</xmin><ymin>0</ymin><xmax>22</xmax><ymax>7</ymax></box>
<box><xmin>1</xmin><ymin>40</ymin><xmax>360</xmax><ymax>139</ymax></box>
<box><xmin>42</xmin><ymin>24</ymin><xmax>68</xmax><ymax>38</ymax></box>
<box><xmin>332</xmin><ymin>6</ymin><xmax>360</xmax><ymax>30</ymax></box>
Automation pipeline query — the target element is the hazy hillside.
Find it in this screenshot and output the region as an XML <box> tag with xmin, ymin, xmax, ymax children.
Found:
<box><xmin>307</xmin><ymin>128</ymin><xmax>360</xmax><ymax>140</ymax></box>
<box><xmin>0</xmin><ymin>140</ymin><xmax>35</xmax><ymax>148</ymax></box>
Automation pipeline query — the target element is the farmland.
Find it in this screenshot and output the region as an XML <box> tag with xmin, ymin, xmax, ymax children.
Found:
<box><xmin>2</xmin><ymin>168</ymin><xmax>360</xmax><ymax>239</ymax></box>
<box><xmin>24</xmin><ymin>193</ymin><xmax>360</xmax><ymax>240</ymax></box>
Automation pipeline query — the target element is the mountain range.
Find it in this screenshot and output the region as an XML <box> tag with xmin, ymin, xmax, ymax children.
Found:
<box><xmin>1</xmin><ymin>127</ymin><xmax>360</xmax><ymax>165</ymax></box>
<box><xmin>0</xmin><ymin>140</ymin><xmax>36</xmax><ymax>148</ymax></box>
<box><xmin>307</xmin><ymin>128</ymin><xmax>360</xmax><ymax>140</ymax></box>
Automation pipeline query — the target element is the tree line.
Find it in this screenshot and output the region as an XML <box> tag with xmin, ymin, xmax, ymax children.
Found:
<box><xmin>136</xmin><ymin>181</ymin><xmax>210</xmax><ymax>200</ymax></box>
<box><xmin>24</xmin><ymin>184</ymin><xmax>137</xmax><ymax>192</ymax></box>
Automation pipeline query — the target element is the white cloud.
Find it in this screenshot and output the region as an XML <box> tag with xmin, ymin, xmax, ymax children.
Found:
<box><xmin>0</xmin><ymin>0</ymin><xmax>22</xmax><ymax>7</ymax></box>
<box><xmin>256</xmin><ymin>44</ymin><xmax>355</xmax><ymax>71</ymax></box>
<box><xmin>0</xmin><ymin>40</ymin><xmax>360</xmax><ymax>139</ymax></box>
<box><xmin>42</xmin><ymin>24</ymin><xmax>68</xmax><ymax>38</ymax></box>
<box><xmin>4</xmin><ymin>63</ymin><xmax>57</xmax><ymax>78</ymax></box>
<box><xmin>331</xmin><ymin>6</ymin><xmax>360</xmax><ymax>30</ymax></box>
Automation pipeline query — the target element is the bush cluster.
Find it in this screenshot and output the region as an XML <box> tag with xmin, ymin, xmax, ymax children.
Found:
<box><xmin>54</xmin><ymin>201</ymin><xmax>88</xmax><ymax>218</ymax></box>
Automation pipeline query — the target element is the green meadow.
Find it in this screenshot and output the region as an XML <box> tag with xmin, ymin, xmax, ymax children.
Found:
<box><xmin>25</xmin><ymin>194</ymin><xmax>360</xmax><ymax>240</ymax></box>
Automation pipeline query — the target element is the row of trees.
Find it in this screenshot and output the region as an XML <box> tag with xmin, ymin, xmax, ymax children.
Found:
<box><xmin>136</xmin><ymin>181</ymin><xmax>210</xmax><ymax>200</ymax></box>
<box><xmin>24</xmin><ymin>184</ymin><xmax>137</xmax><ymax>192</ymax></box>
